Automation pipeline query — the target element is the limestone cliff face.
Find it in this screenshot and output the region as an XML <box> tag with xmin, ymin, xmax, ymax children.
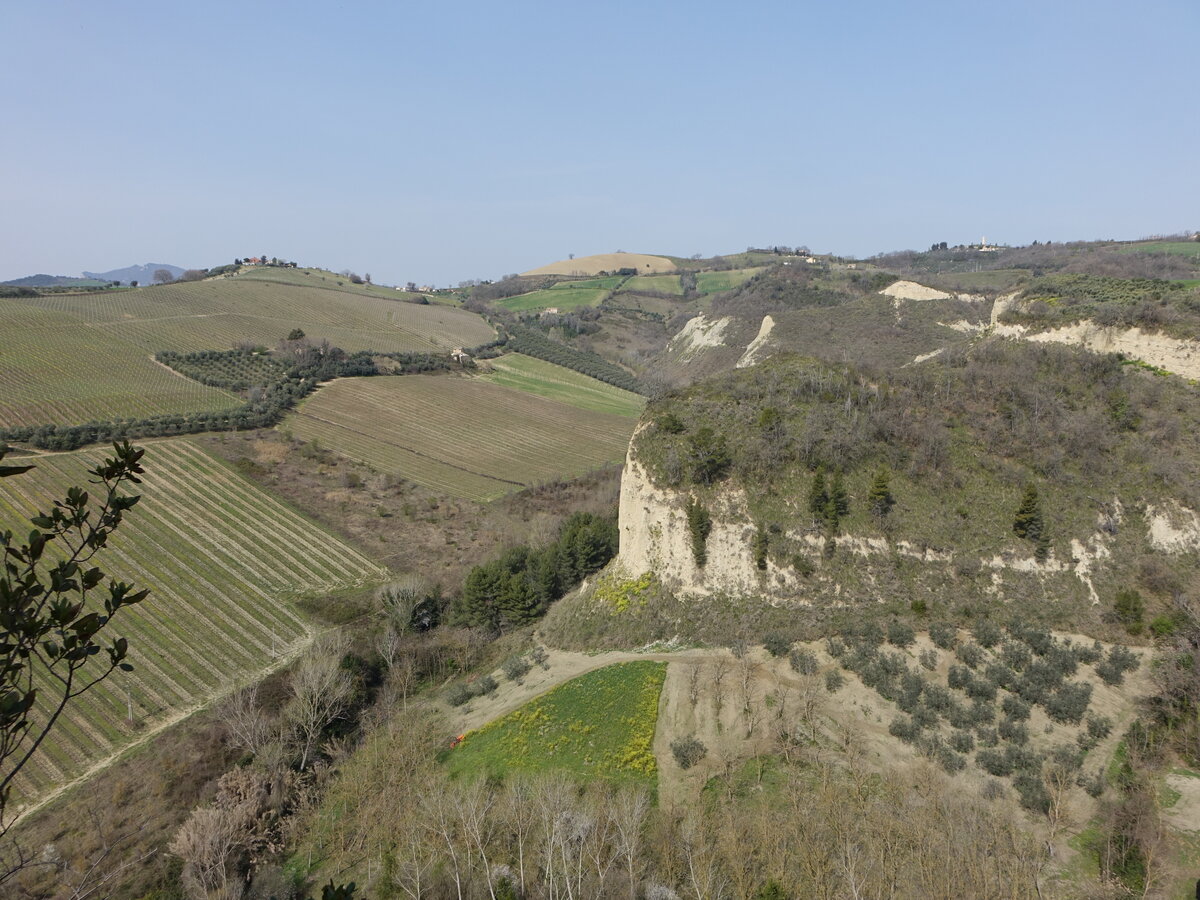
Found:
<box><xmin>617</xmin><ymin>433</ymin><xmax>1200</xmax><ymax>607</ymax></box>
<box><xmin>618</xmin><ymin>454</ymin><xmax>802</xmax><ymax>599</ymax></box>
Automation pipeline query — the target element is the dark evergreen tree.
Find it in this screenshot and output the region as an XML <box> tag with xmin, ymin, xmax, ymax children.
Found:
<box><xmin>807</xmin><ymin>467</ymin><xmax>828</xmax><ymax>517</ymax></box>
<box><xmin>1012</xmin><ymin>483</ymin><xmax>1044</xmax><ymax>541</ymax></box>
<box><xmin>868</xmin><ymin>467</ymin><xmax>895</xmax><ymax>519</ymax></box>
<box><xmin>829</xmin><ymin>470</ymin><xmax>849</xmax><ymax>518</ymax></box>
<box><xmin>686</xmin><ymin>500</ymin><xmax>712</xmax><ymax>567</ymax></box>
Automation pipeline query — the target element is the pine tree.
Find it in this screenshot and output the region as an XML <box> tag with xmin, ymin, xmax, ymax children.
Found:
<box><xmin>868</xmin><ymin>467</ymin><xmax>895</xmax><ymax>519</ymax></box>
<box><xmin>829</xmin><ymin>470</ymin><xmax>849</xmax><ymax>518</ymax></box>
<box><xmin>1012</xmin><ymin>483</ymin><xmax>1044</xmax><ymax>541</ymax></box>
<box><xmin>807</xmin><ymin>467</ymin><xmax>828</xmax><ymax>517</ymax></box>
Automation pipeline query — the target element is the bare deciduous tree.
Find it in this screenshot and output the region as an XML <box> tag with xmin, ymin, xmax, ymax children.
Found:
<box><xmin>285</xmin><ymin>637</ymin><xmax>354</xmax><ymax>770</ymax></box>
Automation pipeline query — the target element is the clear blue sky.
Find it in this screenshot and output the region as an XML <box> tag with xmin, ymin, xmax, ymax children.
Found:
<box><xmin>2</xmin><ymin>0</ymin><xmax>1196</xmax><ymax>286</ymax></box>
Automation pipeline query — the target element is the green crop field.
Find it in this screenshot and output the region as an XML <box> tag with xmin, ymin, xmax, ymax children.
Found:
<box><xmin>11</xmin><ymin>276</ymin><xmax>494</xmax><ymax>355</ymax></box>
<box><xmin>549</xmin><ymin>276</ymin><xmax>625</xmax><ymax>291</ymax></box>
<box><xmin>479</xmin><ymin>354</ymin><xmax>645</xmax><ymax>417</ymax></box>
<box><xmin>0</xmin><ymin>275</ymin><xmax>494</xmax><ymax>427</ymax></box>
<box><xmin>695</xmin><ymin>267</ymin><xmax>766</xmax><ymax>294</ymax></box>
<box><xmin>285</xmin><ymin>374</ymin><xmax>638</xmax><ymax>501</ymax></box>
<box><xmin>0</xmin><ymin>439</ymin><xmax>388</xmax><ymax>807</ymax></box>
<box><xmin>1120</xmin><ymin>241</ymin><xmax>1200</xmax><ymax>259</ymax></box>
<box><xmin>622</xmin><ymin>274</ymin><xmax>683</xmax><ymax>295</ymax></box>
<box><xmin>0</xmin><ymin>303</ymin><xmax>242</xmax><ymax>427</ymax></box>
<box><xmin>496</xmin><ymin>287</ymin><xmax>608</xmax><ymax>312</ymax></box>
<box><xmin>448</xmin><ymin>662</ymin><xmax>665</xmax><ymax>787</ymax></box>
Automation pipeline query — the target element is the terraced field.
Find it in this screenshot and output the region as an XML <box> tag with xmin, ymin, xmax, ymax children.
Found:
<box><xmin>0</xmin><ymin>439</ymin><xmax>388</xmax><ymax>808</ymax></box>
<box><xmin>285</xmin><ymin>374</ymin><xmax>637</xmax><ymax>501</ymax></box>
<box><xmin>0</xmin><ymin>303</ymin><xmax>242</xmax><ymax>427</ymax></box>
<box><xmin>479</xmin><ymin>354</ymin><xmax>645</xmax><ymax>417</ymax></box>
<box><xmin>695</xmin><ymin>266</ymin><xmax>766</xmax><ymax>294</ymax></box>
<box><xmin>496</xmin><ymin>287</ymin><xmax>608</xmax><ymax>312</ymax></box>
<box><xmin>0</xmin><ymin>275</ymin><xmax>494</xmax><ymax>426</ymax></box>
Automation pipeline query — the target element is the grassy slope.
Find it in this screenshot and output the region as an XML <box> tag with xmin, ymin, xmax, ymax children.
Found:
<box><xmin>0</xmin><ymin>439</ymin><xmax>387</xmax><ymax>806</ymax></box>
<box><xmin>479</xmin><ymin>354</ymin><xmax>646</xmax><ymax>417</ymax></box>
<box><xmin>448</xmin><ymin>661</ymin><xmax>665</xmax><ymax>788</ymax></box>
<box><xmin>0</xmin><ymin>302</ymin><xmax>242</xmax><ymax>427</ymax></box>
<box><xmin>622</xmin><ymin>274</ymin><xmax>683</xmax><ymax>295</ymax></box>
<box><xmin>1119</xmin><ymin>241</ymin><xmax>1200</xmax><ymax>259</ymax></box>
<box><xmin>284</xmin><ymin>374</ymin><xmax>637</xmax><ymax>501</ymax></box>
<box><xmin>497</xmin><ymin>287</ymin><xmax>608</xmax><ymax>312</ymax></box>
<box><xmin>695</xmin><ymin>267</ymin><xmax>766</xmax><ymax>294</ymax></box>
<box><xmin>0</xmin><ymin>273</ymin><xmax>495</xmax><ymax>427</ymax></box>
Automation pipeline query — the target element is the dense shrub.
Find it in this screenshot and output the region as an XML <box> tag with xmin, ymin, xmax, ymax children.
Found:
<box><xmin>1000</xmin><ymin>641</ymin><xmax>1032</xmax><ymax>672</ymax></box>
<box><xmin>888</xmin><ymin>717</ymin><xmax>921</xmax><ymax>744</ymax></box>
<box><xmin>956</xmin><ymin>642</ymin><xmax>984</xmax><ymax>668</ymax></box>
<box><xmin>447</xmin><ymin>683</ymin><xmax>473</xmax><ymax>707</ymax></box>
<box><xmin>825</xmin><ymin>636</ymin><xmax>846</xmax><ymax>658</ymax></box>
<box><xmin>763</xmin><ymin>632</ymin><xmax>792</xmax><ymax>658</ymax></box>
<box><xmin>986</xmin><ymin>662</ymin><xmax>1017</xmax><ymax>691</ymax></box>
<box><xmin>1073</xmin><ymin>640</ymin><xmax>1103</xmax><ymax>665</ymax></box>
<box><xmin>1044</xmin><ymin>682</ymin><xmax>1093</xmax><ymax>725</ymax></box>
<box><xmin>789</xmin><ymin>647</ymin><xmax>818</xmax><ymax>675</ymax></box>
<box><xmin>671</xmin><ymin>736</ymin><xmax>707</xmax><ymax>769</ymax></box>
<box><xmin>474</xmin><ymin>675</ymin><xmax>498</xmax><ymax>696</ymax></box>
<box><xmin>936</xmin><ymin>746</ymin><xmax>967</xmax><ymax>775</ymax></box>
<box><xmin>929</xmin><ymin>621</ymin><xmax>958</xmax><ymax>650</ymax></box>
<box><xmin>1087</xmin><ymin>714</ymin><xmax>1113</xmax><ymax>741</ymax></box>
<box><xmin>949</xmin><ymin>729</ymin><xmax>976</xmax><ymax>753</ymax></box>
<box><xmin>1001</xmin><ymin>695</ymin><xmax>1031</xmax><ymax>721</ymax></box>
<box><xmin>965</xmin><ymin>675</ymin><xmax>998</xmax><ymax>703</ymax></box>
<box><xmin>923</xmin><ymin>684</ymin><xmax>953</xmax><ymax>713</ymax></box>
<box><xmin>998</xmin><ymin>717</ymin><xmax>1029</xmax><ymax>745</ymax></box>
<box><xmin>887</xmin><ymin>621</ymin><xmax>916</xmax><ymax>648</ymax></box>
<box><xmin>947</xmin><ymin>664</ymin><xmax>971</xmax><ymax>690</ymax></box>
<box><xmin>972</xmin><ymin>621</ymin><xmax>1003</xmax><ymax>649</ymax></box>
<box><xmin>919</xmin><ymin>648</ymin><xmax>938</xmax><ymax>671</ymax></box>
<box><xmin>824</xmin><ymin>669</ymin><xmax>845</xmax><ymax>692</ymax></box>
<box><xmin>502</xmin><ymin>656</ymin><xmax>532</xmax><ymax>682</ymax></box>
<box><xmin>969</xmin><ymin>699</ymin><xmax>996</xmax><ymax>726</ymax></box>
<box><xmin>977</xmin><ymin>748</ymin><xmax>1013</xmax><ymax>777</ymax></box>
<box><xmin>1013</xmin><ymin>772</ymin><xmax>1051</xmax><ymax>814</ymax></box>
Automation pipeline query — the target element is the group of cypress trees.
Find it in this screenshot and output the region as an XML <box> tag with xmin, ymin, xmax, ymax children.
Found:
<box><xmin>450</xmin><ymin>513</ymin><xmax>618</xmax><ymax>633</ymax></box>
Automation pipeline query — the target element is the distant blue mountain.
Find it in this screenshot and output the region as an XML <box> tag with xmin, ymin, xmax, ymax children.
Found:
<box><xmin>82</xmin><ymin>263</ymin><xmax>185</xmax><ymax>284</ymax></box>
<box><xmin>1</xmin><ymin>274</ymin><xmax>110</xmax><ymax>287</ymax></box>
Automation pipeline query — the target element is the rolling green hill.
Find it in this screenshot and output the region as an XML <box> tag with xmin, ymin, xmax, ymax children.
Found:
<box><xmin>0</xmin><ymin>272</ymin><xmax>495</xmax><ymax>428</ymax></box>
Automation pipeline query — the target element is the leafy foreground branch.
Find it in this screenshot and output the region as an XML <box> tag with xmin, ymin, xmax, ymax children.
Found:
<box><xmin>0</xmin><ymin>442</ymin><xmax>148</xmax><ymax>868</ymax></box>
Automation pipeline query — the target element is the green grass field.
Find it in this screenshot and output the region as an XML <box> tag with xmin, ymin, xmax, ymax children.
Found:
<box><xmin>497</xmin><ymin>287</ymin><xmax>609</xmax><ymax>312</ymax></box>
<box><xmin>695</xmin><ymin>267</ymin><xmax>766</xmax><ymax>294</ymax></box>
<box><xmin>0</xmin><ymin>303</ymin><xmax>243</xmax><ymax>427</ymax></box>
<box><xmin>285</xmin><ymin>374</ymin><xmax>638</xmax><ymax>501</ymax></box>
<box><xmin>621</xmin><ymin>274</ymin><xmax>683</xmax><ymax>295</ymax></box>
<box><xmin>448</xmin><ymin>662</ymin><xmax>665</xmax><ymax>787</ymax></box>
<box><xmin>0</xmin><ymin>275</ymin><xmax>494</xmax><ymax>427</ymax></box>
<box><xmin>0</xmin><ymin>439</ymin><xmax>388</xmax><ymax>807</ymax></box>
<box><xmin>550</xmin><ymin>276</ymin><xmax>625</xmax><ymax>291</ymax></box>
<box><xmin>1120</xmin><ymin>241</ymin><xmax>1200</xmax><ymax>259</ymax></box>
<box><xmin>479</xmin><ymin>354</ymin><xmax>645</xmax><ymax>417</ymax></box>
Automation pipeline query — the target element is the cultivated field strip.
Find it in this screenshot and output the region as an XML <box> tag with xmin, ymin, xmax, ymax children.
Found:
<box><xmin>480</xmin><ymin>354</ymin><xmax>645</xmax><ymax>418</ymax></box>
<box><xmin>14</xmin><ymin>279</ymin><xmax>494</xmax><ymax>353</ymax></box>
<box><xmin>2</xmin><ymin>279</ymin><xmax>495</xmax><ymax>426</ymax></box>
<box><xmin>285</xmin><ymin>375</ymin><xmax>637</xmax><ymax>501</ymax></box>
<box><xmin>0</xmin><ymin>304</ymin><xmax>240</xmax><ymax>427</ymax></box>
<box><xmin>0</xmin><ymin>439</ymin><xmax>389</xmax><ymax>806</ymax></box>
